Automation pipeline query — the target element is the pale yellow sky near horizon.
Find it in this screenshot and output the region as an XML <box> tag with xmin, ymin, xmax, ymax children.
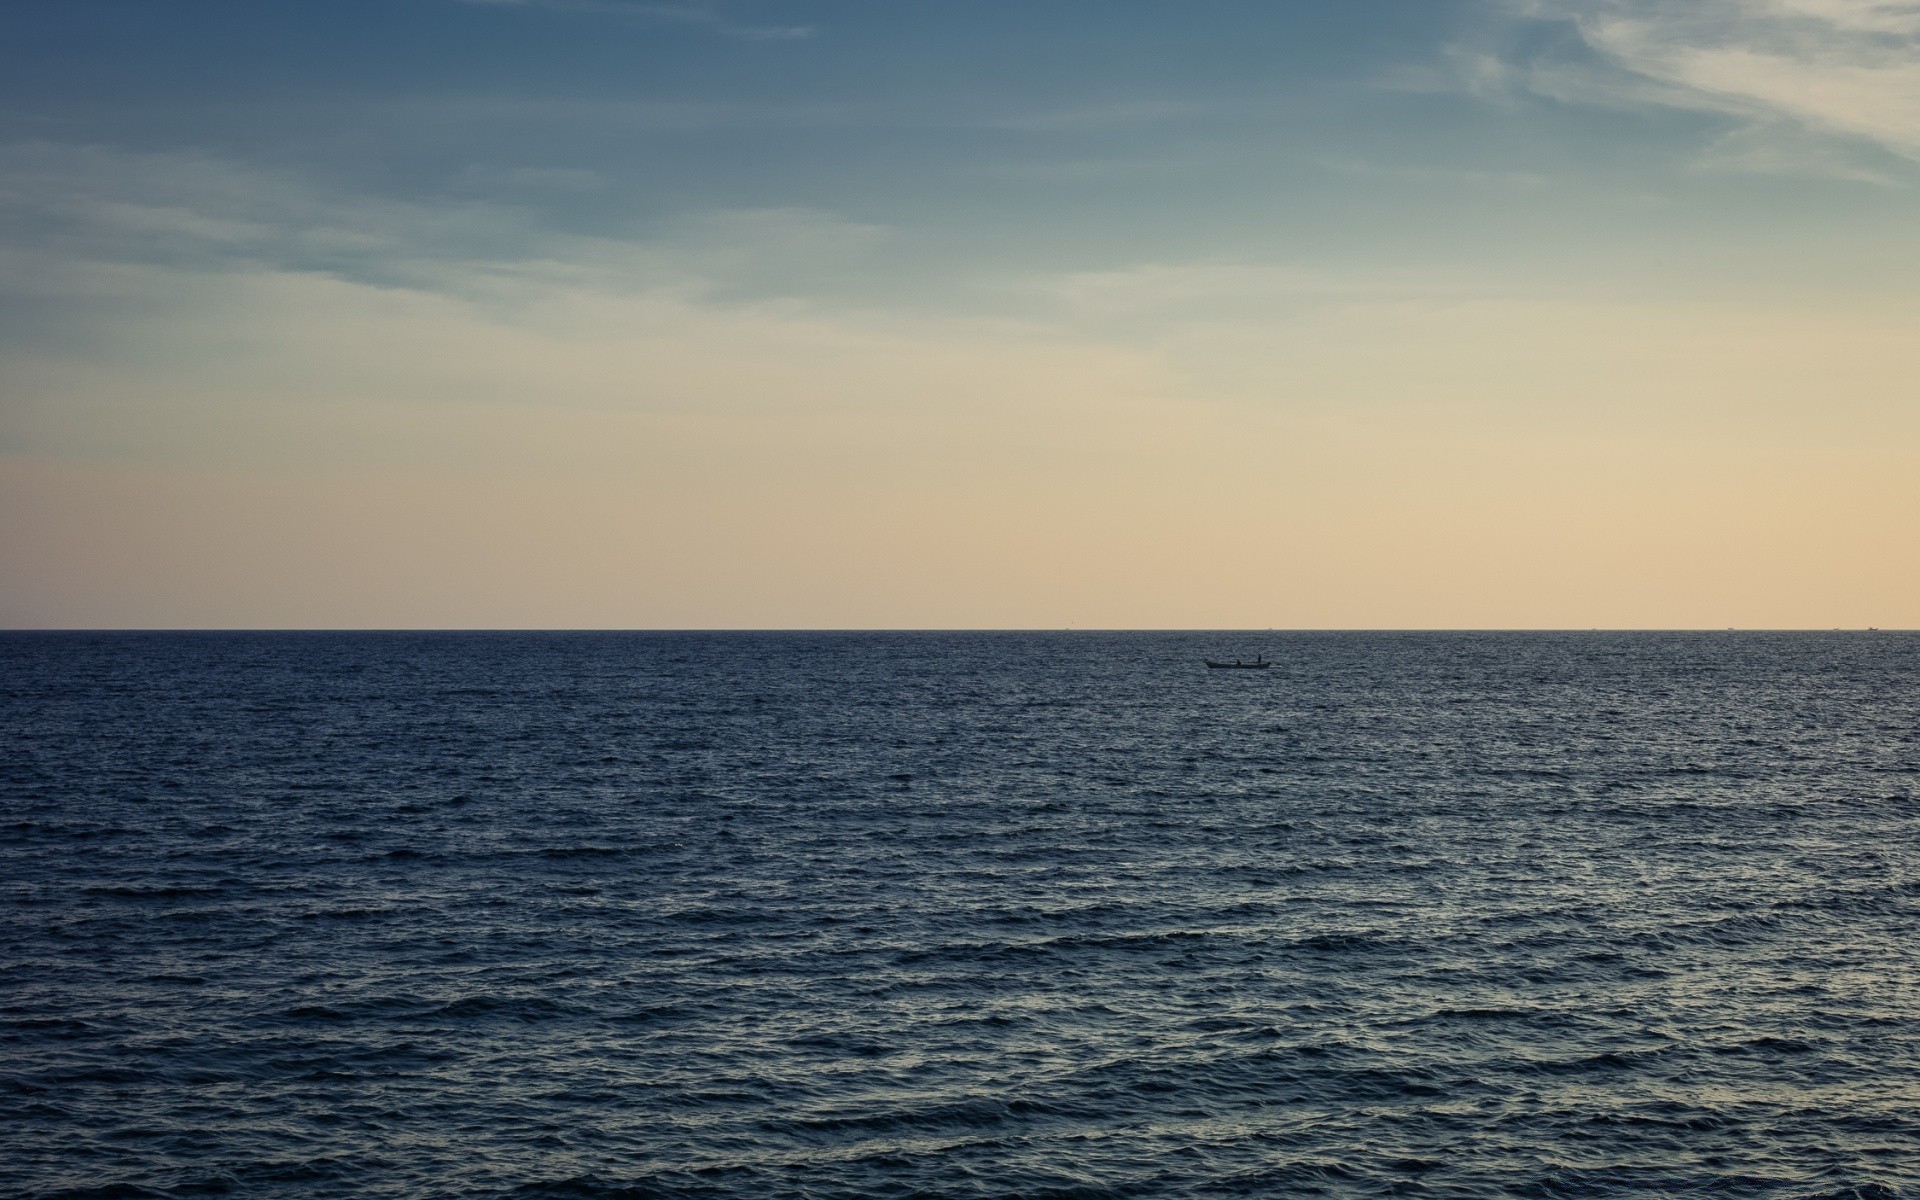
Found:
<box><xmin>4</xmin><ymin>252</ymin><xmax>1916</xmax><ymax>629</ymax></box>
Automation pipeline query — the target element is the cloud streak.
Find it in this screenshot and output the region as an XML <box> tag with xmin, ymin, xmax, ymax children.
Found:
<box><xmin>1510</xmin><ymin>0</ymin><xmax>1920</xmax><ymax>159</ymax></box>
<box><xmin>449</xmin><ymin>0</ymin><xmax>813</xmax><ymax>40</ymax></box>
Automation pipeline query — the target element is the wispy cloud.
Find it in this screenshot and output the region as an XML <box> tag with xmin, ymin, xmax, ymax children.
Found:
<box><xmin>991</xmin><ymin>100</ymin><xmax>1211</xmax><ymax>133</ymax></box>
<box><xmin>1498</xmin><ymin>0</ymin><xmax>1920</xmax><ymax>161</ymax></box>
<box><xmin>449</xmin><ymin>0</ymin><xmax>813</xmax><ymax>40</ymax></box>
<box><xmin>0</xmin><ymin>139</ymin><xmax>906</xmax><ymax>368</ymax></box>
<box><xmin>1691</xmin><ymin>118</ymin><xmax>1900</xmax><ymax>180</ymax></box>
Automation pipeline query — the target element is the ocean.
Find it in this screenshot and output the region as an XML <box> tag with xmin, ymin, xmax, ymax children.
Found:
<box><xmin>3</xmin><ymin>631</ymin><xmax>1917</xmax><ymax>1199</ymax></box>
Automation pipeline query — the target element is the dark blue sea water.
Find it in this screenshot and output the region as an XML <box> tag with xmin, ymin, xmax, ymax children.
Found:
<box><xmin>3</xmin><ymin>631</ymin><xmax>1918</xmax><ymax>1200</ymax></box>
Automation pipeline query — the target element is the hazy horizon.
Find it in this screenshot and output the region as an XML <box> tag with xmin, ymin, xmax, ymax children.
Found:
<box><xmin>3</xmin><ymin>626</ymin><xmax>1910</xmax><ymax>634</ymax></box>
<box><xmin>4</xmin><ymin>0</ymin><xmax>1917</xmax><ymax>629</ymax></box>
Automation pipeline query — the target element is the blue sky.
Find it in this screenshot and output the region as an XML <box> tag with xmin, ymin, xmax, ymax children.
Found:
<box><xmin>3</xmin><ymin>1</ymin><xmax>1918</xmax><ymax>626</ymax></box>
<box><xmin>12</xmin><ymin>0</ymin><xmax>1912</xmax><ymax>294</ymax></box>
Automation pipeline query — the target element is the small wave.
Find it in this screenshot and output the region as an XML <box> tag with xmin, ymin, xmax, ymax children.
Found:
<box><xmin>426</xmin><ymin>995</ymin><xmax>583</xmax><ymax>1022</ymax></box>
<box><xmin>1287</xmin><ymin>930</ymin><xmax>1390</xmax><ymax>953</ymax></box>
<box><xmin>42</xmin><ymin>1066</ymin><xmax>150</xmax><ymax>1085</ymax></box>
<box><xmin>1526</xmin><ymin>1046</ymin><xmax>1676</xmax><ymax>1075</ymax></box>
<box><xmin>79</xmin><ymin>885</ymin><xmax>223</xmax><ymax>900</ymax></box>
<box><xmin>507</xmin><ymin>1180</ymin><xmax>669</xmax><ymax>1199</ymax></box>
<box><xmin>1406</xmin><ymin>1005</ymin><xmax>1540</xmax><ymax>1024</ymax></box>
<box><xmin>298</xmin><ymin>907</ymin><xmax>395</xmax><ymax>921</ymax></box>
<box><xmin>1713</xmin><ymin>1035</ymin><xmax>1820</xmax><ymax>1056</ymax></box>
<box><xmin>244</xmin><ymin>1158</ymin><xmax>356</xmax><ymax>1185</ymax></box>
<box><xmin>283</xmin><ymin>1005</ymin><xmax>352</xmax><ymax>1021</ymax></box>
<box><xmin>767</xmin><ymin>1094</ymin><xmax>1070</xmax><ymax>1136</ymax></box>
<box><xmin>3</xmin><ymin>1017</ymin><xmax>98</xmax><ymax>1035</ymax></box>
<box><xmin>27</xmin><ymin>1185</ymin><xmax>176</xmax><ymax>1200</ymax></box>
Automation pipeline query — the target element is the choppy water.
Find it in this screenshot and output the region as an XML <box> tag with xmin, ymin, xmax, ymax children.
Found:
<box><xmin>3</xmin><ymin>631</ymin><xmax>1918</xmax><ymax>1200</ymax></box>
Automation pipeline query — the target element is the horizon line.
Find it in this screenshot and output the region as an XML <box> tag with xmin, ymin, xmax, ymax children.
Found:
<box><xmin>2</xmin><ymin>627</ymin><xmax>1908</xmax><ymax>635</ymax></box>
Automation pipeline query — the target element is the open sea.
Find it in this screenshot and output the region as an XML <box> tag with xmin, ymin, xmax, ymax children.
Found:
<box><xmin>3</xmin><ymin>630</ymin><xmax>1918</xmax><ymax>1200</ymax></box>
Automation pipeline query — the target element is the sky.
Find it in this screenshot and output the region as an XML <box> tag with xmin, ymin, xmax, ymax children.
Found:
<box><xmin>2</xmin><ymin>0</ymin><xmax>1917</xmax><ymax>629</ymax></box>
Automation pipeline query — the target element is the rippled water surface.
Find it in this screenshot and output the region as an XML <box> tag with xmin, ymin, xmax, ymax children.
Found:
<box><xmin>4</xmin><ymin>631</ymin><xmax>1919</xmax><ymax>1199</ymax></box>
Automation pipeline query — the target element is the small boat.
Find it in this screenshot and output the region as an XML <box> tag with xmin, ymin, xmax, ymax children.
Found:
<box><xmin>1205</xmin><ymin>655</ymin><xmax>1271</xmax><ymax>669</ymax></box>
